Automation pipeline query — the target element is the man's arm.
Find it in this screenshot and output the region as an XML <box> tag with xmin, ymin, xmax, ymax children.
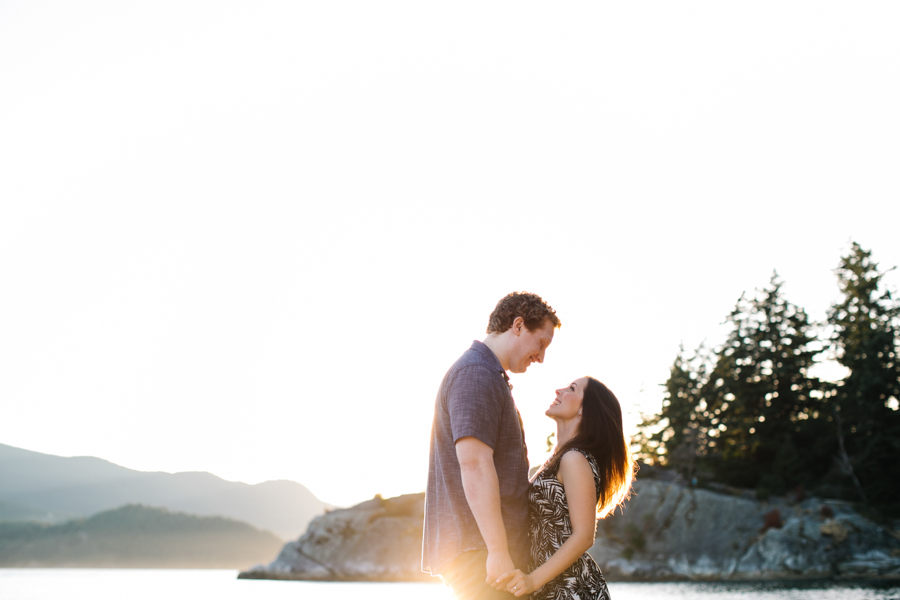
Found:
<box><xmin>455</xmin><ymin>436</ymin><xmax>515</xmax><ymax>587</ymax></box>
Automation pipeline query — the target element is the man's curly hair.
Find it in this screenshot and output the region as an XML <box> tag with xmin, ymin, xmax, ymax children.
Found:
<box><xmin>486</xmin><ymin>292</ymin><xmax>561</xmax><ymax>334</ymax></box>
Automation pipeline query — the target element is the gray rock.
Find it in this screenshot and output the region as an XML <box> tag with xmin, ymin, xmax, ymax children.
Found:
<box><xmin>734</xmin><ymin>521</ymin><xmax>831</xmax><ymax>578</ymax></box>
<box><xmin>588</xmin><ymin>480</ymin><xmax>900</xmax><ymax>581</ymax></box>
<box><xmin>240</xmin><ymin>480</ymin><xmax>900</xmax><ymax>582</ymax></box>
<box><xmin>239</xmin><ymin>493</ymin><xmax>433</xmax><ymax>582</ymax></box>
<box><xmin>591</xmin><ymin>480</ymin><xmax>766</xmax><ymax>580</ymax></box>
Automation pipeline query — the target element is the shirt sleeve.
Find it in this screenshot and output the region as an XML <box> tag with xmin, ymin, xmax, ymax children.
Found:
<box><xmin>447</xmin><ymin>365</ymin><xmax>503</xmax><ymax>449</ymax></box>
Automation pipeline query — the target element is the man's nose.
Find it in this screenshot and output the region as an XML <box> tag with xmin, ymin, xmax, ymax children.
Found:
<box><xmin>536</xmin><ymin>349</ymin><xmax>545</xmax><ymax>363</ymax></box>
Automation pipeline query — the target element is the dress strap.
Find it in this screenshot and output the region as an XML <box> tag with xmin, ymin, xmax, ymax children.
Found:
<box><xmin>543</xmin><ymin>447</ymin><xmax>594</xmax><ymax>476</ymax></box>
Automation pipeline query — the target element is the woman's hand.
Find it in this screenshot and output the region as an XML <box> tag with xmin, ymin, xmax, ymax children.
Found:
<box><xmin>495</xmin><ymin>569</ymin><xmax>535</xmax><ymax>598</ymax></box>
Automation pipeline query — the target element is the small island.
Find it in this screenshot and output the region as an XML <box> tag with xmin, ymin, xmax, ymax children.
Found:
<box><xmin>243</xmin><ymin>244</ymin><xmax>900</xmax><ymax>583</ymax></box>
<box><xmin>239</xmin><ymin>478</ymin><xmax>900</xmax><ymax>582</ymax></box>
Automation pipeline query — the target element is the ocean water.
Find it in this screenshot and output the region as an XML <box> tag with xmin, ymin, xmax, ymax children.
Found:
<box><xmin>0</xmin><ymin>570</ymin><xmax>898</xmax><ymax>600</ymax></box>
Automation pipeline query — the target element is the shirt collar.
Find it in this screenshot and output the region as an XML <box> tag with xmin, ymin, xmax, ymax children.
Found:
<box><xmin>470</xmin><ymin>340</ymin><xmax>511</xmax><ymax>388</ymax></box>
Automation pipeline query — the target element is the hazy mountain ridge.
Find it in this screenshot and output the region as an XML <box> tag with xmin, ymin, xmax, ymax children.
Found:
<box><xmin>0</xmin><ymin>497</ymin><xmax>73</xmax><ymax>524</ymax></box>
<box><xmin>0</xmin><ymin>504</ymin><xmax>283</xmax><ymax>568</ymax></box>
<box><xmin>0</xmin><ymin>443</ymin><xmax>326</xmax><ymax>539</ymax></box>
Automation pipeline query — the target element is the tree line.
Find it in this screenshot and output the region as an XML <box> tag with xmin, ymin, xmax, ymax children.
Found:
<box><xmin>637</xmin><ymin>242</ymin><xmax>900</xmax><ymax>515</ymax></box>
<box><xmin>0</xmin><ymin>504</ymin><xmax>283</xmax><ymax>568</ymax></box>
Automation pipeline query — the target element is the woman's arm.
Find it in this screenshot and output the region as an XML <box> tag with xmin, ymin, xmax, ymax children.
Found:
<box><xmin>499</xmin><ymin>451</ymin><xmax>597</xmax><ymax>597</ymax></box>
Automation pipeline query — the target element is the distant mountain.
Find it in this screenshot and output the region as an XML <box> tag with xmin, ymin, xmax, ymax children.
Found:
<box><xmin>0</xmin><ymin>497</ymin><xmax>74</xmax><ymax>523</ymax></box>
<box><xmin>0</xmin><ymin>443</ymin><xmax>325</xmax><ymax>540</ymax></box>
<box><xmin>0</xmin><ymin>504</ymin><xmax>283</xmax><ymax>568</ymax></box>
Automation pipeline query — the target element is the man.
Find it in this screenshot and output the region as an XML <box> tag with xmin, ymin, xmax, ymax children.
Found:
<box><xmin>423</xmin><ymin>292</ymin><xmax>561</xmax><ymax>600</ymax></box>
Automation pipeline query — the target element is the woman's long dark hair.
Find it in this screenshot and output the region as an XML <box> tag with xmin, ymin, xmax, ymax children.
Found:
<box><xmin>545</xmin><ymin>377</ymin><xmax>635</xmax><ymax>518</ymax></box>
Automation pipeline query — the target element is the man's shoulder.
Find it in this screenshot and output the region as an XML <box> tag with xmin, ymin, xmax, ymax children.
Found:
<box><xmin>446</xmin><ymin>347</ymin><xmax>496</xmax><ymax>382</ymax></box>
<box><xmin>449</xmin><ymin>349</ymin><xmax>485</xmax><ymax>371</ymax></box>
<box><xmin>449</xmin><ymin>341</ymin><xmax>500</xmax><ymax>371</ymax></box>
<box><xmin>440</xmin><ymin>345</ymin><xmax>505</xmax><ymax>398</ymax></box>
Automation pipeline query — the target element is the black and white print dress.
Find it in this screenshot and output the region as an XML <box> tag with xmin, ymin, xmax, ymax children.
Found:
<box><xmin>528</xmin><ymin>449</ymin><xmax>610</xmax><ymax>600</ymax></box>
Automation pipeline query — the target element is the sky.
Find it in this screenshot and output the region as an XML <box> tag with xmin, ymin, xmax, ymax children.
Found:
<box><xmin>1</xmin><ymin>1</ymin><xmax>898</xmax><ymax>508</ymax></box>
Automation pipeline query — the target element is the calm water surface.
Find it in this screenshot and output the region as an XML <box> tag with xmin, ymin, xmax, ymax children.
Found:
<box><xmin>1</xmin><ymin>570</ymin><xmax>898</xmax><ymax>600</ymax></box>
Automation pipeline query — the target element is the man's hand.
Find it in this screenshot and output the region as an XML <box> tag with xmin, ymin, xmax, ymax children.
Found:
<box><xmin>486</xmin><ymin>550</ymin><xmax>516</xmax><ymax>588</ymax></box>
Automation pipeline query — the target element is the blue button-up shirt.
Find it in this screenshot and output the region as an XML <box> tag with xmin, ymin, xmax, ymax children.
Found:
<box><xmin>422</xmin><ymin>341</ymin><xmax>530</xmax><ymax>575</ymax></box>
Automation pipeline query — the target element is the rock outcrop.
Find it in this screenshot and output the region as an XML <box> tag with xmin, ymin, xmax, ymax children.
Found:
<box><xmin>591</xmin><ymin>480</ymin><xmax>900</xmax><ymax>580</ymax></box>
<box><xmin>240</xmin><ymin>481</ymin><xmax>900</xmax><ymax>582</ymax></box>
<box><xmin>239</xmin><ymin>493</ymin><xmax>432</xmax><ymax>582</ymax></box>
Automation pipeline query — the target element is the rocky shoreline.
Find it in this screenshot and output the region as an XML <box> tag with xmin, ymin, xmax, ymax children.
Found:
<box><xmin>239</xmin><ymin>493</ymin><xmax>433</xmax><ymax>582</ymax></box>
<box><xmin>239</xmin><ymin>480</ymin><xmax>900</xmax><ymax>582</ymax></box>
<box><xmin>591</xmin><ymin>480</ymin><xmax>900</xmax><ymax>581</ymax></box>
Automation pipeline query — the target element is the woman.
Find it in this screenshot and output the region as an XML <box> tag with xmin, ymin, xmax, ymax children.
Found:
<box><xmin>495</xmin><ymin>377</ymin><xmax>634</xmax><ymax>600</ymax></box>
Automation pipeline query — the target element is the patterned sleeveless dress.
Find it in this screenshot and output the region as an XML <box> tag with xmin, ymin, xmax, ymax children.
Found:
<box><xmin>528</xmin><ymin>448</ymin><xmax>611</xmax><ymax>600</ymax></box>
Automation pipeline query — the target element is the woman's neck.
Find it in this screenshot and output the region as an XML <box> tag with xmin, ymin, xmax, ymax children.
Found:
<box><xmin>555</xmin><ymin>418</ymin><xmax>580</xmax><ymax>451</ymax></box>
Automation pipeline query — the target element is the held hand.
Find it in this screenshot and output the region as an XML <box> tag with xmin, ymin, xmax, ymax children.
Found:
<box><xmin>493</xmin><ymin>569</ymin><xmax>518</xmax><ymax>591</ymax></box>
<box><xmin>485</xmin><ymin>551</ymin><xmax>515</xmax><ymax>589</ymax></box>
<box><xmin>505</xmin><ymin>571</ymin><xmax>535</xmax><ymax>598</ymax></box>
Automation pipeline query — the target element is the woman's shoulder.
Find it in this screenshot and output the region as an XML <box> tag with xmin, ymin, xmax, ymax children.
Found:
<box><xmin>560</xmin><ymin>448</ymin><xmax>601</xmax><ymax>480</ymax></box>
<box><xmin>562</xmin><ymin>447</ymin><xmax>597</xmax><ymax>465</ymax></box>
<box><xmin>557</xmin><ymin>448</ymin><xmax>597</xmax><ymax>481</ymax></box>
<box><xmin>536</xmin><ymin>448</ymin><xmax>599</xmax><ymax>482</ymax></box>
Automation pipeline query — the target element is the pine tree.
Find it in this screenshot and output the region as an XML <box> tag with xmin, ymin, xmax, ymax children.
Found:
<box><xmin>637</xmin><ymin>247</ymin><xmax>900</xmax><ymax>510</ymax></box>
<box><xmin>704</xmin><ymin>273</ymin><xmax>826</xmax><ymax>494</ymax></box>
<box><xmin>638</xmin><ymin>345</ymin><xmax>712</xmax><ymax>479</ymax></box>
<box><xmin>828</xmin><ymin>243</ymin><xmax>900</xmax><ymax>510</ymax></box>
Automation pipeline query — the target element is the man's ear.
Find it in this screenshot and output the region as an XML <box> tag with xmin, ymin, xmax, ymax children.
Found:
<box><xmin>512</xmin><ymin>316</ymin><xmax>525</xmax><ymax>335</ymax></box>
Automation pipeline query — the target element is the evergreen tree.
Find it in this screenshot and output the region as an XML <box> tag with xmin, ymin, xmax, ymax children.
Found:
<box><xmin>704</xmin><ymin>273</ymin><xmax>826</xmax><ymax>495</ymax></box>
<box><xmin>636</xmin><ymin>246</ymin><xmax>899</xmax><ymax>511</ymax></box>
<box><xmin>827</xmin><ymin>242</ymin><xmax>900</xmax><ymax>510</ymax></box>
<box><xmin>638</xmin><ymin>345</ymin><xmax>712</xmax><ymax>479</ymax></box>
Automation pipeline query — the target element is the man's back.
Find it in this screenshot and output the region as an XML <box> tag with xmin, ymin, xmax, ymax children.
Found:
<box><xmin>422</xmin><ymin>340</ymin><xmax>531</xmax><ymax>576</ymax></box>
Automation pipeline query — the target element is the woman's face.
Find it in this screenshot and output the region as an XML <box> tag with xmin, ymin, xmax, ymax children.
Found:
<box><xmin>546</xmin><ymin>377</ymin><xmax>588</xmax><ymax>420</ymax></box>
